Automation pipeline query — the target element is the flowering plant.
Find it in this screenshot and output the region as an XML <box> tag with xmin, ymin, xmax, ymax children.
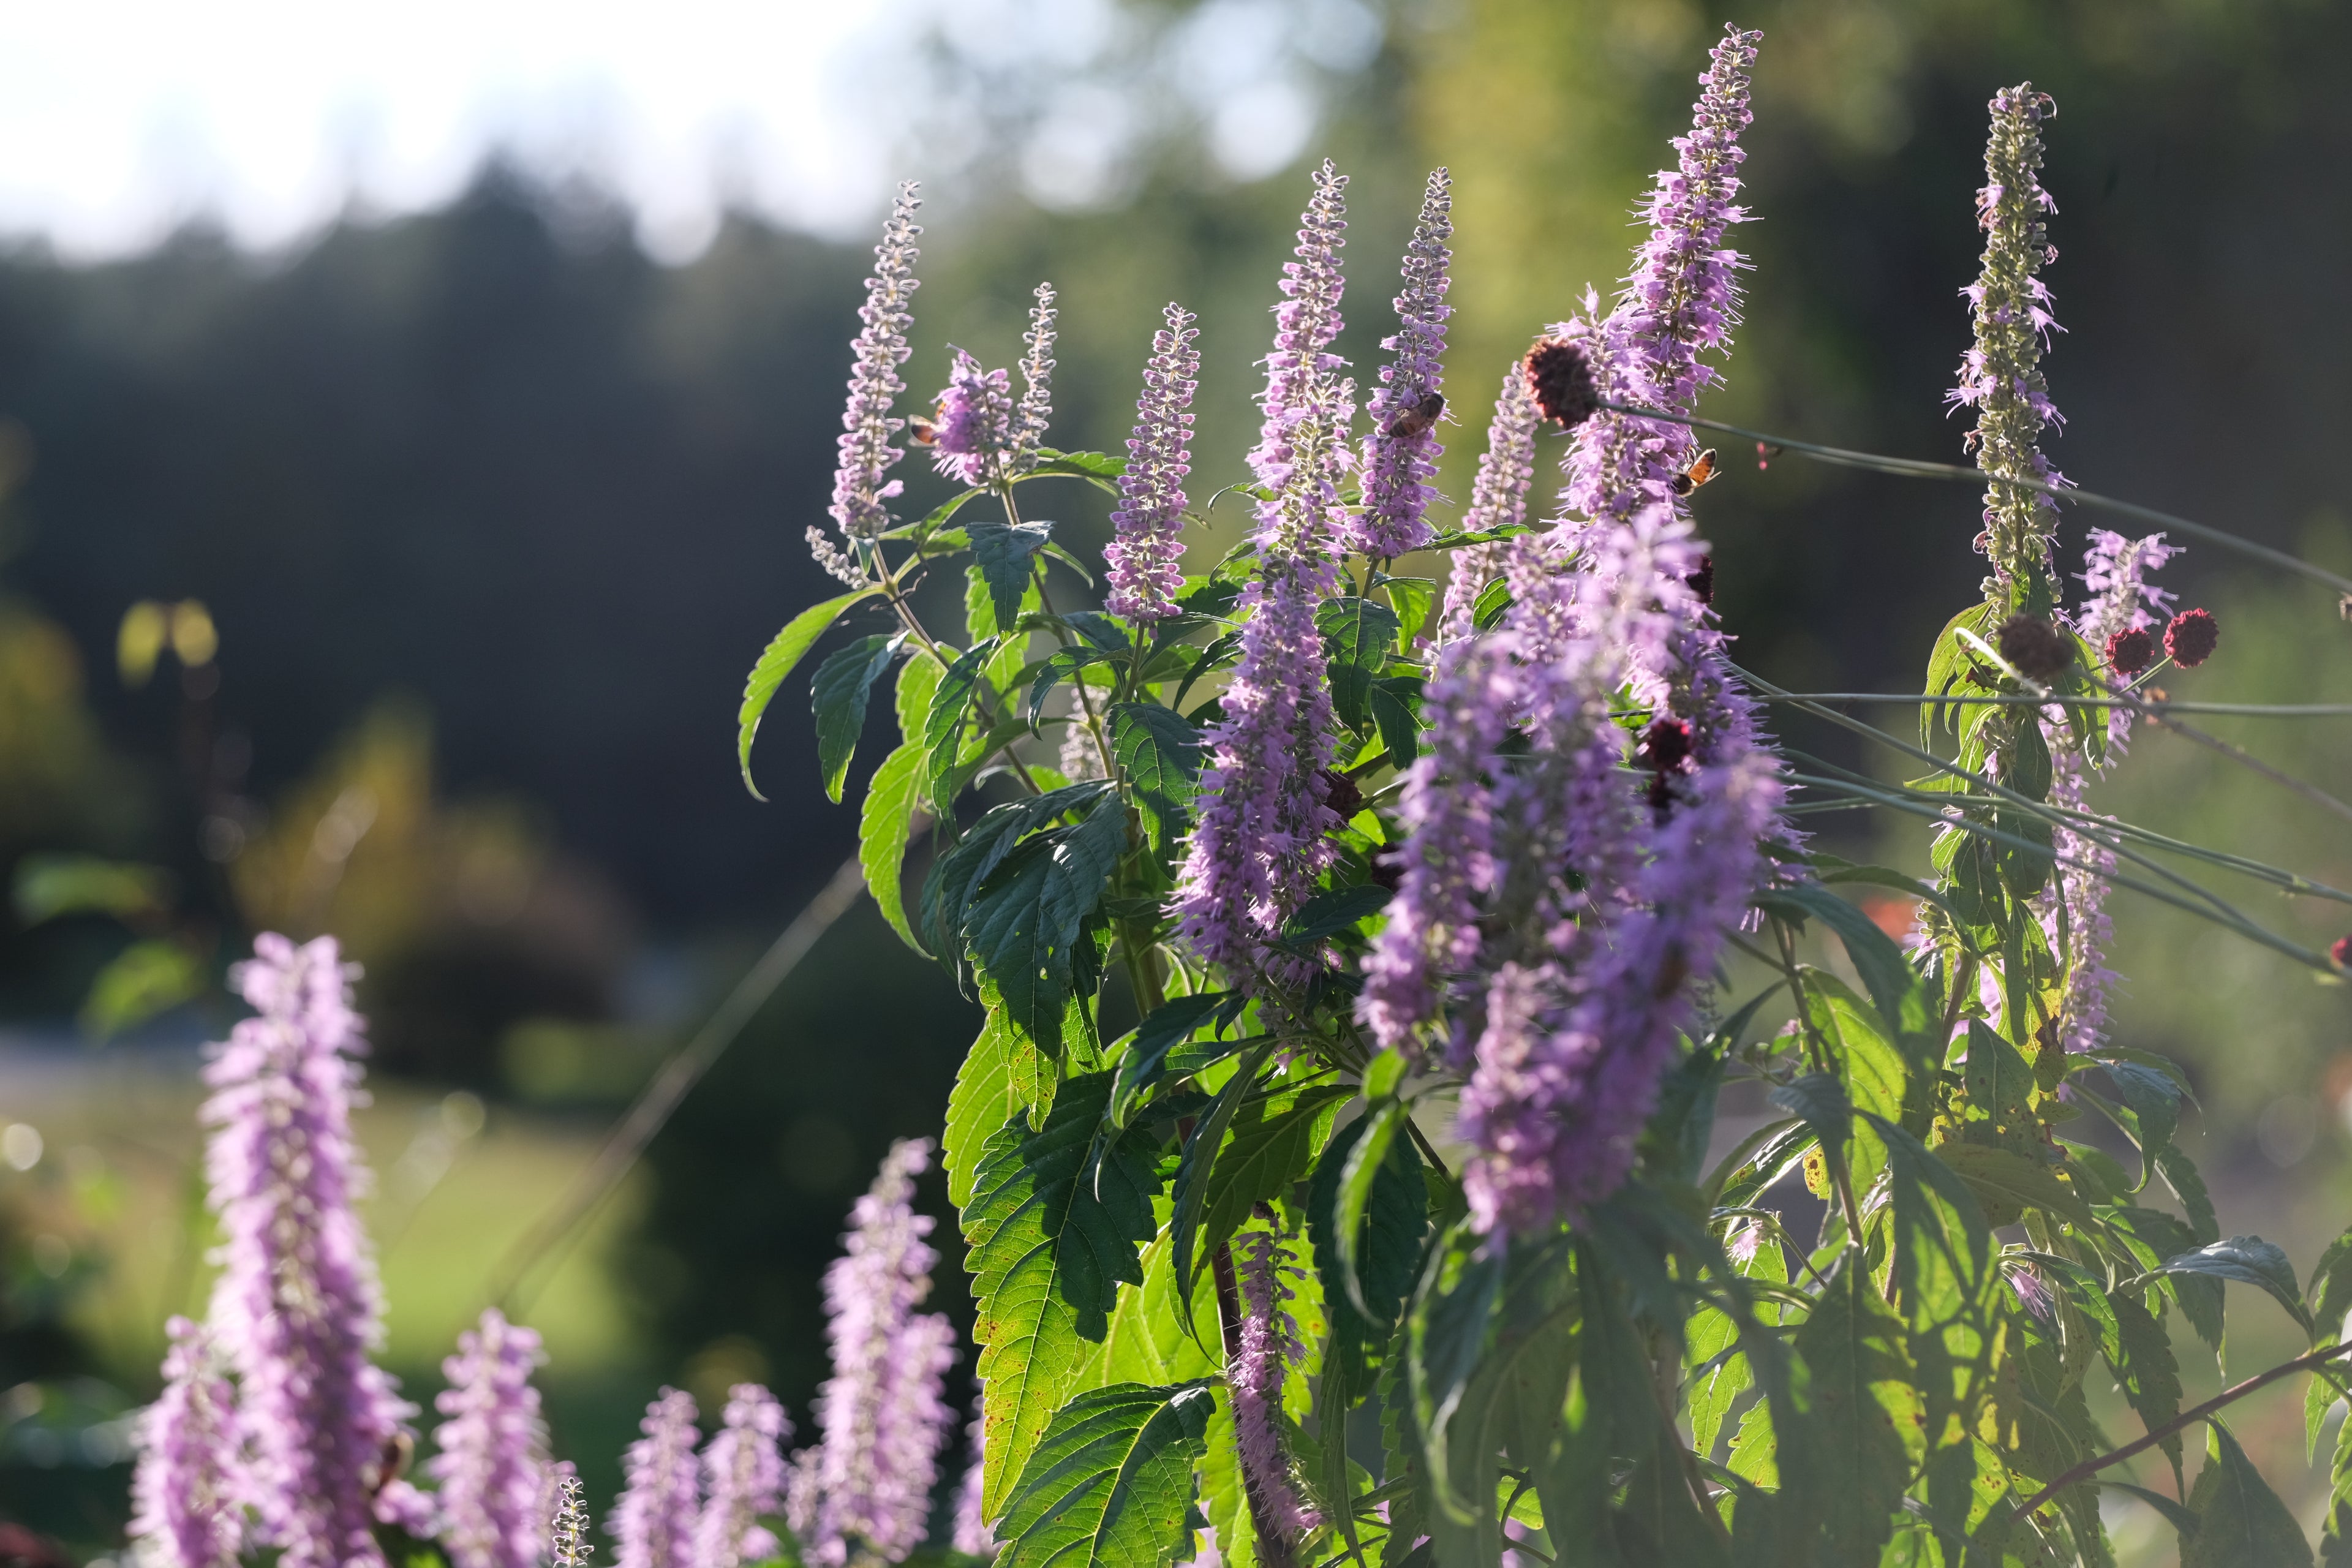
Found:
<box><xmin>739</xmin><ymin>26</ymin><xmax>2352</xmax><ymax>1567</ymax></box>
<box><xmin>124</xmin><ymin>23</ymin><xmax>2352</xmax><ymax>1568</ymax></box>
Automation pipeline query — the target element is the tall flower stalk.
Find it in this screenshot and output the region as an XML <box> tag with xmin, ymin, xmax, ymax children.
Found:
<box><xmin>1010</xmin><ymin>282</ymin><xmax>1058</xmax><ymax>474</ymax></box>
<box><xmin>130</xmin><ymin>1317</ymin><xmax>241</xmax><ymax>1568</ymax></box>
<box><xmin>1226</xmin><ymin>1228</ymin><xmax>1317</xmax><ymax>1553</ymax></box>
<box><xmin>1434</xmin><ymin>363</ymin><xmax>1539</xmax><ymax>644</ymax></box>
<box><xmin>793</xmin><ymin>1139</ymin><xmax>957</xmax><ymax>1566</ymax></box>
<box><xmin>821</xmin><ymin>181</ymin><xmax>924</xmax><ymax>566</ymax></box>
<box><xmin>612</xmin><ymin>1389</ymin><xmax>699</xmax><ymax>1568</ymax></box>
<box><xmin>1350</xmin><ymin>168</ymin><xmax>1452</xmax><ymax>559</ymax></box>
<box><xmin>694</xmin><ymin>1385</ymin><xmax>788</xmax><ymax>1568</ymax></box>
<box><xmin>199</xmin><ymin>933</ymin><xmax>410</xmax><ymax>1568</ymax></box>
<box><xmin>1175</xmin><ymin>162</ymin><xmax>1352</xmax><ymax>976</ymax></box>
<box><xmin>431</xmin><ymin>1310</ymin><xmax>549</xmax><ymax>1568</ymax></box>
<box><xmin>1950</xmin><ymin>85</ymin><xmax>2065</xmax><ymax>612</ymax></box>
<box><xmin>1104</xmin><ymin>304</ymin><xmax>1202</xmax><ymax>623</ymax></box>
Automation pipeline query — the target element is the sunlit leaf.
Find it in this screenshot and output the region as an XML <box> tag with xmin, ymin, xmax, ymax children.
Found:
<box><xmin>736</xmin><ymin>586</ymin><xmax>879</xmax><ymax>797</ymax></box>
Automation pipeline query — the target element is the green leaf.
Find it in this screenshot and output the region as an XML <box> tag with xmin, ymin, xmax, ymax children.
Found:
<box><xmin>895</xmin><ymin>650</ymin><xmax>942</xmax><ymax>742</ymax></box>
<box><xmin>1795</xmin><ymin>1255</ymin><xmax>1914</xmax><ymax>1564</ymax></box>
<box><xmin>2106</xmin><ymin>1288</ymin><xmax>2186</xmax><ymax>1491</ymax></box>
<box><xmin>1276</xmin><ymin>884</ymin><xmax>1392</xmax><ymax>950</ymax></box>
<box><xmin>2310</xmin><ymin>1225</ymin><xmax>2352</xmax><ymax>1340</ymax></box>
<box><xmin>1195</xmin><ymin>1085</ymin><xmax>1354</xmax><ymax>1300</ymax></box>
<box><xmin>737</xmin><ymin>587</ymin><xmax>880</xmax><ymax>796</ymax></box>
<box><xmin>1922</xmin><ymin>601</ymin><xmax>2000</xmax><ymax>744</ymax></box>
<box><xmin>925</xmin><ymin>639</ymin><xmax>1000</xmax><ymax>812</ymax></box>
<box><xmin>1385</xmin><ymin>576</ymin><xmax>1438</xmax><ymax>648</ymax></box>
<box><xmin>1422</xmin><ymin>521</ymin><xmax>1534</xmax><ymax>551</ymax></box>
<box><xmin>922</xmin><ymin>783</ymin><xmax>1115</xmax><ymax>967</ymax></box>
<box><xmin>1317</xmin><ymin>597</ymin><xmax>1402</xmax><ymax>733</ymax></box>
<box><xmin>946</xmin><ymin>1008</ymin><xmax>1020</xmax><ymax>1208</ymax></box>
<box><xmin>971</xmin><ymin>515</ymin><xmax>1055</xmax><ymax>629</ymax></box>
<box><xmin>1767</xmin><ymin>1072</ymin><xmax>1852</xmax><ymax>1158</ymax></box>
<box><xmin>2159</xmin><ymin>1142</ymin><xmax>2222</xmax><ymax>1246</ymax></box>
<box><xmin>1370</xmin><ymin>677</ymin><xmax>1423</xmax><ymax>768</ymax></box>
<box><xmin>1027</xmin><ymin>447</ymin><xmax>1129</xmax><ymax>486</ymax></box>
<box><xmin>10</xmin><ymin>854</ymin><xmax>172</xmax><ymax>925</ymax></box>
<box><xmin>1934</xmin><ymin>1144</ymin><xmax>2097</xmax><ymax>1233</ymax></box>
<box><xmin>1166</xmin><ymin>1042</ymin><xmax>1270</xmax><ymax>1313</ymax></box>
<box><xmin>1755</xmin><ymin>881</ymin><xmax>1934</xmax><ymax>1051</ymax></box>
<box><xmin>1469</xmin><ymin>576</ymin><xmax>1512</xmax><ymax>631</ymax></box>
<box><xmin>860</xmin><ymin>741</ymin><xmax>929</xmax><ymax>954</ymax></box>
<box><xmin>995</xmin><ymin>1381</ymin><xmax>1216</xmax><ymax>1568</ymax></box>
<box><xmin>78</xmin><ymin>939</ymin><xmax>204</xmax><ymax>1041</ymax></box>
<box><xmin>2130</xmin><ymin>1237</ymin><xmax>2314</xmax><ymax>1336</ymax></box>
<box><xmin>2183</xmin><ymin>1419</ymin><xmax>2312</xmax><ymax>1568</ymax></box>
<box><xmin>1028</xmin><ymin>646</ymin><xmax>1114</xmax><ymax>729</ymax></box>
<box><xmin>964</xmin><ymin>1071</ymin><xmax>1164</xmax><ymax>1517</ymax></box>
<box><xmin>1110</xmin><ymin>703</ymin><xmax>1202</xmax><ymax>850</ymax></box>
<box><xmin>812</xmin><ymin>633</ymin><xmax>903</xmax><ymax>803</ymax></box>
<box><xmin>1310</xmin><ymin>1107</ymin><xmax>1430</xmax><ymax>1376</ymax></box>
<box><xmin>1108</xmin><ymin>992</ymin><xmax>1246</xmax><ymax>1129</ymax></box>
<box><xmin>963</xmin><ymin>793</ymin><xmax>1129</xmax><ymax>1054</ymax></box>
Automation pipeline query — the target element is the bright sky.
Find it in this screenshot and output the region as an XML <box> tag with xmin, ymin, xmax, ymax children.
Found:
<box><xmin>0</xmin><ymin>0</ymin><xmax>1374</xmax><ymax>263</ymax></box>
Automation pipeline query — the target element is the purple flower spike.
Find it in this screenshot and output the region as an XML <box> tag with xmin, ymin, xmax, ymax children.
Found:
<box><xmin>1227</xmin><ymin>1228</ymin><xmax>1319</xmax><ymax>1547</ymax></box>
<box><xmin>929</xmin><ymin>349</ymin><xmax>1015</xmax><ymax>489</ymax></box>
<box><xmin>131</xmin><ymin>1316</ymin><xmax>241</xmax><ymax>1568</ymax></box>
<box><xmin>431</xmin><ymin>1310</ymin><xmax>549</xmax><ymax>1568</ymax></box>
<box><xmin>200</xmin><ymin>933</ymin><xmax>412</xmax><ymax>1568</ymax></box>
<box><xmin>1175</xmin><ymin>163</ymin><xmax>1354</xmax><ymax>978</ymax></box>
<box><xmin>827</xmin><ymin>182</ymin><xmax>922</xmax><ymax>545</ymax></box>
<box><xmin>796</xmin><ymin>1139</ymin><xmax>957</xmax><ymax>1567</ymax></box>
<box><xmin>950</xmin><ymin>1408</ymin><xmax>996</xmax><ymax>1558</ymax></box>
<box><xmin>1351</xmin><ymin>168</ymin><xmax>1453</xmax><ymax>559</ymax></box>
<box><xmin>1011</xmin><ymin>282</ymin><xmax>1058</xmax><ymax>475</ymax></box>
<box><xmin>612</xmin><ymin>1389</ymin><xmax>700</xmax><ymax>1568</ymax></box>
<box><xmin>1105</xmin><ymin>303</ymin><xmax>1202</xmax><ymax>623</ymax></box>
<box><xmin>1434</xmin><ymin>363</ymin><xmax>1539</xmax><ymax>644</ymax></box>
<box><xmin>1948</xmin><ymin>86</ymin><xmax>2067</xmax><ymax>601</ymax></box>
<box><xmin>696</xmin><ymin>1385</ymin><xmax>789</xmax><ymax>1568</ymax></box>
<box><xmin>549</xmin><ymin>1463</ymin><xmax>594</xmax><ymax>1568</ymax></box>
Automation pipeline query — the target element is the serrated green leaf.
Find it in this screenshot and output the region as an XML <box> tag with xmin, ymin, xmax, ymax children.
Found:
<box><xmin>812</xmin><ymin>632</ymin><xmax>903</xmax><ymax>802</ymax></box>
<box><xmin>1768</xmin><ymin>1072</ymin><xmax>1852</xmax><ymax>1156</ymax></box>
<box><xmin>1028</xmin><ymin>645</ymin><xmax>1114</xmax><ymax>729</ymax></box>
<box><xmin>1936</xmin><ymin>1143</ymin><xmax>2097</xmax><ymax>1232</ymax></box>
<box><xmin>1194</xmin><ymin>1085</ymin><xmax>1353</xmax><ymax>1303</ymax></box>
<box><xmin>2183</xmin><ymin>1419</ymin><xmax>2312</xmax><ymax>1568</ymax></box>
<box><xmin>946</xmin><ymin>1007</ymin><xmax>1021</xmax><ymax>1209</ymax></box>
<box><xmin>1085</xmin><ymin>1227</ymin><xmax>1221</xmax><ymax>1389</ymax></box>
<box><xmin>1757</xmin><ymin>881</ymin><xmax>1934</xmax><ymax>1053</ymax></box>
<box><xmin>1469</xmin><ymin>576</ymin><xmax>1512</xmax><ymax>631</ymax></box>
<box><xmin>1110</xmin><ymin>703</ymin><xmax>1202</xmax><ymax>850</ymax></box>
<box><xmin>1370</xmin><ymin>677</ymin><xmax>1423</xmax><ymax>768</ymax></box>
<box><xmin>1276</xmin><ymin>883</ymin><xmax>1392</xmax><ymax>950</ymax></box>
<box><xmin>2130</xmin><ymin>1237</ymin><xmax>2313</xmax><ymax>1335</ymax></box>
<box><xmin>2105</xmin><ymin>1063</ymin><xmax>2183</xmax><ymax>1191</ymax></box>
<box><xmin>971</xmin><ymin>514</ymin><xmax>1055</xmax><ymax>630</ymax></box>
<box><xmin>2107</xmin><ymin>1287</ymin><xmax>2186</xmax><ymax>1491</ymax></box>
<box><xmin>1796</xmin><ymin>1255</ymin><xmax>1914</xmax><ymax>1564</ymax></box>
<box><xmin>1324</xmin><ymin>1100</ymin><xmax>1416</xmax><ymax>1322</ymax></box>
<box><xmin>996</xmin><ymin>1381</ymin><xmax>1216</xmax><ymax>1568</ymax></box>
<box><xmin>895</xmin><ymin>650</ymin><xmax>942</xmax><ymax>742</ymax></box>
<box><xmin>1107</xmin><ymin>992</ymin><xmax>1245</xmax><ymax>1129</ymax></box>
<box><xmin>1167</xmin><ymin>1041</ymin><xmax>1272</xmax><ymax>1313</ymax></box>
<box><xmin>1385</xmin><ymin>576</ymin><xmax>1437</xmax><ymax>648</ymax></box>
<box><xmin>965</xmin><ymin>1072</ymin><xmax>1164</xmax><ymax>1518</ymax></box>
<box><xmin>737</xmin><ymin>587</ymin><xmax>881</xmax><ymax>797</ymax></box>
<box><xmin>922</xmin><ymin>782</ymin><xmax>1115</xmax><ymax>968</ymax></box>
<box><xmin>1923</xmin><ymin>601</ymin><xmax>2001</xmax><ymax>744</ymax></box>
<box><xmin>1317</xmin><ymin>597</ymin><xmax>1401</xmax><ymax>733</ymax></box>
<box><xmin>963</xmin><ymin>793</ymin><xmax>1128</xmax><ymax>1054</ymax></box>
<box><xmin>2159</xmin><ymin>1142</ymin><xmax>2221</xmax><ymax>1246</ymax></box>
<box><xmin>2311</xmin><ymin>1226</ymin><xmax>2352</xmax><ymax>1341</ymax></box>
<box><xmin>859</xmin><ymin>741</ymin><xmax>929</xmax><ymax>953</ymax></box>
<box><xmin>925</xmin><ymin>639</ymin><xmax>999</xmax><ymax>812</ymax></box>
<box><xmin>1027</xmin><ymin>447</ymin><xmax>1129</xmax><ymax>485</ymax></box>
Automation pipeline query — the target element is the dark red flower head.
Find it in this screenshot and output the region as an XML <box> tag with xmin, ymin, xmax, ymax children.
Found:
<box><xmin>1686</xmin><ymin>553</ymin><xmax>1716</xmax><ymax>608</ymax></box>
<box><xmin>2165</xmin><ymin>607</ymin><xmax>2218</xmax><ymax>668</ymax></box>
<box><xmin>2104</xmin><ymin>626</ymin><xmax>2156</xmax><ymax>679</ymax></box>
<box><xmin>1523</xmin><ymin>336</ymin><xmax>1599</xmax><ymax>429</ymax></box>
<box><xmin>2332</xmin><ymin>934</ymin><xmax>2351</xmax><ymax>970</ymax></box>
<box><xmin>1637</xmin><ymin>716</ymin><xmax>1693</xmax><ymax>773</ymax></box>
<box><xmin>1995</xmin><ymin>614</ymin><xmax>2075</xmax><ymax>682</ymax></box>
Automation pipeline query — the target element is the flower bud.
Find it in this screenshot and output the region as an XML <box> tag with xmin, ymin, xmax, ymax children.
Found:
<box><xmin>1994</xmin><ymin>614</ymin><xmax>2073</xmax><ymax>681</ymax></box>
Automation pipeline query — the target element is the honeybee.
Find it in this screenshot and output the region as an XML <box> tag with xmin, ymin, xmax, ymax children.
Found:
<box><xmin>1669</xmin><ymin>447</ymin><xmax>1719</xmax><ymax>496</ymax></box>
<box><xmin>908</xmin><ymin>413</ymin><xmax>940</xmax><ymax>447</ymax></box>
<box><xmin>1385</xmin><ymin>390</ymin><xmax>1445</xmax><ymax>441</ymax></box>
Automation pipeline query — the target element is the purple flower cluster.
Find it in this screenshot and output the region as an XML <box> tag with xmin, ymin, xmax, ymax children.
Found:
<box><xmin>1104</xmin><ymin>303</ymin><xmax>1202</xmax><ymax>623</ymax></box>
<box><xmin>826</xmin><ymin>182</ymin><xmax>922</xmax><ymax>543</ymax></box>
<box><xmin>1434</xmin><ymin>364</ymin><xmax>1538</xmax><ymax>644</ymax></box>
<box><xmin>794</xmin><ymin>1138</ymin><xmax>957</xmax><ymax>1566</ymax></box>
<box><xmin>131</xmin><ymin>1317</ymin><xmax>241</xmax><ymax>1568</ymax></box>
<box><xmin>1948</xmin><ymin>86</ymin><xmax>2067</xmax><ymax>601</ymax></box>
<box><xmin>612</xmin><ymin>1389</ymin><xmax>700</xmax><ymax>1568</ymax></box>
<box><xmin>1349</xmin><ymin>168</ymin><xmax>1453</xmax><ymax>559</ymax></box>
<box><xmin>929</xmin><ymin>349</ymin><xmax>1015</xmax><ymax>489</ymax></box>
<box><xmin>950</xmin><ymin>1409</ymin><xmax>995</xmax><ymax>1558</ymax></box>
<box><xmin>198</xmin><ymin>933</ymin><xmax>412</xmax><ymax>1568</ymax></box>
<box><xmin>431</xmin><ymin>1310</ymin><xmax>549</xmax><ymax>1568</ymax></box>
<box><xmin>696</xmin><ymin>1385</ymin><xmax>789</xmax><ymax>1568</ymax></box>
<box><xmin>1227</xmin><ymin>1229</ymin><xmax>1318</xmax><ymax>1544</ymax></box>
<box><xmin>1175</xmin><ymin>165</ymin><xmax>1354</xmax><ymax>976</ymax></box>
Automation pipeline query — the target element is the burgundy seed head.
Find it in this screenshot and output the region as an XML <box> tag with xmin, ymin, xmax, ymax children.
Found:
<box><xmin>1994</xmin><ymin>614</ymin><xmax>2074</xmax><ymax>681</ymax></box>
<box><xmin>1322</xmin><ymin>769</ymin><xmax>1366</xmax><ymax>821</ymax></box>
<box><xmin>2103</xmin><ymin>626</ymin><xmax>2155</xmax><ymax>679</ymax></box>
<box><xmin>2164</xmin><ymin>607</ymin><xmax>2218</xmax><ymax>668</ymax></box>
<box><xmin>1522</xmin><ymin>337</ymin><xmax>1599</xmax><ymax>429</ymax></box>
<box><xmin>2332</xmin><ymin>935</ymin><xmax>2350</xmax><ymax>970</ymax></box>
<box><xmin>1637</xmin><ymin>717</ymin><xmax>1693</xmax><ymax>773</ymax></box>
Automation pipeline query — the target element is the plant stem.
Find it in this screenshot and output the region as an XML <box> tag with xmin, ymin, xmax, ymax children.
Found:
<box><xmin>2010</xmin><ymin>1340</ymin><xmax>2352</xmax><ymax>1521</ymax></box>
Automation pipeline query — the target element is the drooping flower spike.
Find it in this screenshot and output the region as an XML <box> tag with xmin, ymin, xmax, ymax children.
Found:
<box><xmin>1105</xmin><ymin>303</ymin><xmax>1202</xmax><ymax>623</ymax></box>
<box><xmin>431</xmin><ymin>1309</ymin><xmax>551</xmax><ymax>1568</ymax></box>
<box><xmin>826</xmin><ymin>182</ymin><xmax>922</xmax><ymax>545</ymax></box>
<box><xmin>612</xmin><ymin>1389</ymin><xmax>699</xmax><ymax>1568</ymax></box>
<box><xmin>200</xmin><ymin>933</ymin><xmax>412</xmax><ymax>1568</ymax></box>
<box><xmin>1950</xmin><ymin>86</ymin><xmax>2067</xmax><ymax>606</ymax></box>
<box><xmin>794</xmin><ymin>1138</ymin><xmax>957</xmax><ymax>1567</ymax></box>
<box><xmin>695</xmin><ymin>1385</ymin><xmax>789</xmax><ymax>1568</ymax></box>
<box><xmin>1351</xmin><ymin>167</ymin><xmax>1452</xmax><ymax>559</ymax></box>
<box><xmin>130</xmin><ymin>1316</ymin><xmax>241</xmax><ymax>1568</ymax></box>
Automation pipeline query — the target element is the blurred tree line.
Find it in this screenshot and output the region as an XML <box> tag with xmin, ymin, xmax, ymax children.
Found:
<box><xmin>1</xmin><ymin>0</ymin><xmax>2348</xmax><ymax>1548</ymax></box>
